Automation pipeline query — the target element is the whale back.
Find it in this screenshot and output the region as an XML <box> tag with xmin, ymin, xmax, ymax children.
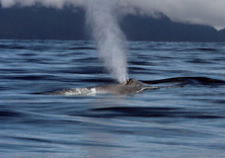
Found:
<box><xmin>49</xmin><ymin>78</ymin><xmax>157</xmax><ymax>96</ymax></box>
<box><xmin>95</xmin><ymin>78</ymin><xmax>145</xmax><ymax>94</ymax></box>
<box><xmin>125</xmin><ymin>78</ymin><xmax>143</xmax><ymax>87</ymax></box>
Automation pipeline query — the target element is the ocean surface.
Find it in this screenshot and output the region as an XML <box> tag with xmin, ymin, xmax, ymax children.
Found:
<box><xmin>0</xmin><ymin>39</ymin><xmax>225</xmax><ymax>158</ymax></box>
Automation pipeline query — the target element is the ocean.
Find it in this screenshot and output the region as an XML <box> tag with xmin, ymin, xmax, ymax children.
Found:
<box><xmin>0</xmin><ymin>39</ymin><xmax>225</xmax><ymax>158</ymax></box>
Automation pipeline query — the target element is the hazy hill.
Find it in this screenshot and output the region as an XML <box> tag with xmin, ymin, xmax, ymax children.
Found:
<box><xmin>219</xmin><ymin>29</ymin><xmax>225</xmax><ymax>41</ymax></box>
<box><xmin>0</xmin><ymin>7</ymin><xmax>86</xmax><ymax>40</ymax></box>
<box><xmin>0</xmin><ymin>7</ymin><xmax>224</xmax><ymax>42</ymax></box>
<box><xmin>121</xmin><ymin>14</ymin><xmax>219</xmax><ymax>42</ymax></box>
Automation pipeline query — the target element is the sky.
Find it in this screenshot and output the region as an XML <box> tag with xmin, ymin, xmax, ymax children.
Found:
<box><xmin>1</xmin><ymin>0</ymin><xmax>225</xmax><ymax>30</ymax></box>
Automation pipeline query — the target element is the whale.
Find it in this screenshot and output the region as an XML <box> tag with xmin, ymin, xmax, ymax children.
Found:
<box><xmin>46</xmin><ymin>76</ymin><xmax>224</xmax><ymax>96</ymax></box>
<box><xmin>49</xmin><ymin>78</ymin><xmax>160</xmax><ymax>96</ymax></box>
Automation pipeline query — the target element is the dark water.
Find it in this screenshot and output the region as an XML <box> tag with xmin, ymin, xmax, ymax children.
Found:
<box><xmin>1</xmin><ymin>40</ymin><xmax>225</xmax><ymax>158</ymax></box>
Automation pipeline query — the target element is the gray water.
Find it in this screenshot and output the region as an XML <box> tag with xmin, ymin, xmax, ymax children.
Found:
<box><xmin>0</xmin><ymin>40</ymin><xmax>225</xmax><ymax>158</ymax></box>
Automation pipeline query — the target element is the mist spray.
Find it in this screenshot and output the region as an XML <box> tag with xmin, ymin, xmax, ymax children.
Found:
<box><xmin>85</xmin><ymin>0</ymin><xmax>128</xmax><ymax>83</ymax></box>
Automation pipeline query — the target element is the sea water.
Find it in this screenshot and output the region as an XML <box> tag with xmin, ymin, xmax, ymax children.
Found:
<box><xmin>0</xmin><ymin>40</ymin><xmax>225</xmax><ymax>158</ymax></box>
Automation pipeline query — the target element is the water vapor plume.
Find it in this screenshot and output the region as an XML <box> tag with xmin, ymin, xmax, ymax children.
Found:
<box><xmin>85</xmin><ymin>0</ymin><xmax>128</xmax><ymax>83</ymax></box>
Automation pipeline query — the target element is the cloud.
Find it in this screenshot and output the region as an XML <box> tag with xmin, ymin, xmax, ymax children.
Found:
<box><xmin>0</xmin><ymin>0</ymin><xmax>85</xmax><ymax>8</ymax></box>
<box><xmin>121</xmin><ymin>0</ymin><xmax>225</xmax><ymax>30</ymax></box>
<box><xmin>1</xmin><ymin>0</ymin><xmax>225</xmax><ymax>29</ymax></box>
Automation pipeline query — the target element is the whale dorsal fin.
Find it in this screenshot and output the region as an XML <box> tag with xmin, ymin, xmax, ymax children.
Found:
<box><xmin>125</xmin><ymin>78</ymin><xmax>143</xmax><ymax>87</ymax></box>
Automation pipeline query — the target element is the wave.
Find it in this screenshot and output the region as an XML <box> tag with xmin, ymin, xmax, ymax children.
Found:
<box><xmin>0</xmin><ymin>44</ymin><xmax>26</xmax><ymax>50</ymax></box>
<box><xmin>140</xmin><ymin>76</ymin><xmax>225</xmax><ymax>85</ymax></box>
<box><xmin>196</xmin><ymin>48</ymin><xmax>217</xmax><ymax>52</ymax></box>
<box><xmin>82</xmin><ymin>106</ymin><xmax>224</xmax><ymax>119</ymax></box>
<box><xmin>68</xmin><ymin>46</ymin><xmax>95</xmax><ymax>50</ymax></box>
